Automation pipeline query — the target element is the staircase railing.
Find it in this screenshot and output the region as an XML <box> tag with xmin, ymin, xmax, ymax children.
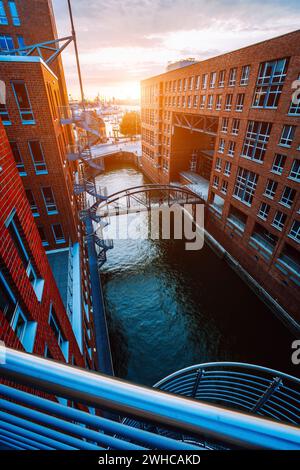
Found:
<box><xmin>0</xmin><ymin>347</ymin><xmax>300</xmax><ymax>450</ymax></box>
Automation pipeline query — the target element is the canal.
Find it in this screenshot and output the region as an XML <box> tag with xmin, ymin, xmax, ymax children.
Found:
<box><xmin>97</xmin><ymin>163</ymin><xmax>297</xmax><ymax>387</ymax></box>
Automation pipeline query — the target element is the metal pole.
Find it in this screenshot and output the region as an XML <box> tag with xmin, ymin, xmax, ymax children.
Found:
<box><xmin>67</xmin><ymin>0</ymin><xmax>85</xmax><ymax>108</ymax></box>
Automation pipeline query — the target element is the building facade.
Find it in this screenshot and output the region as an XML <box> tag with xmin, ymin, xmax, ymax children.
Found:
<box><xmin>141</xmin><ymin>30</ymin><xmax>300</xmax><ymax>323</ymax></box>
<box><xmin>0</xmin><ymin>118</ymin><xmax>85</xmax><ymax>367</ymax></box>
<box><xmin>0</xmin><ymin>0</ymin><xmax>99</xmax><ymax>370</ymax></box>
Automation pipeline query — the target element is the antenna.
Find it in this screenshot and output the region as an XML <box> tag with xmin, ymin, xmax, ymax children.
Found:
<box><xmin>67</xmin><ymin>0</ymin><xmax>85</xmax><ymax>108</ymax></box>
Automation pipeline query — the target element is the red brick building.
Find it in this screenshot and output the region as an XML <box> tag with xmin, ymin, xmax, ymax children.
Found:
<box><xmin>0</xmin><ymin>0</ymin><xmax>99</xmax><ymax>370</ymax></box>
<box><xmin>0</xmin><ymin>119</ymin><xmax>84</xmax><ymax>366</ymax></box>
<box><xmin>141</xmin><ymin>30</ymin><xmax>300</xmax><ymax>324</ymax></box>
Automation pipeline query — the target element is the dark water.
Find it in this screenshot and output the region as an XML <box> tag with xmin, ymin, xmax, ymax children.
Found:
<box><xmin>97</xmin><ymin>163</ymin><xmax>298</xmax><ymax>387</ymax></box>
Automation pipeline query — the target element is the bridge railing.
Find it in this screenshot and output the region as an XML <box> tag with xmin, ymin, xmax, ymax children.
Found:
<box><xmin>1</xmin><ymin>347</ymin><xmax>300</xmax><ymax>450</ymax></box>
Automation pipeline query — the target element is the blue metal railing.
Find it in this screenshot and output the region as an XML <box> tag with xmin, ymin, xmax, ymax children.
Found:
<box><xmin>0</xmin><ymin>347</ymin><xmax>300</xmax><ymax>450</ymax></box>
<box><xmin>155</xmin><ymin>362</ymin><xmax>300</xmax><ymax>426</ymax></box>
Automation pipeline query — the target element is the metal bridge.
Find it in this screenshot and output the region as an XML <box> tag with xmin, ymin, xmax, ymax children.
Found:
<box><xmin>95</xmin><ymin>184</ymin><xmax>205</xmax><ymax>218</ymax></box>
<box><xmin>0</xmin><ymin>347</ymin><xmax>300</xmax><ymax>450</ymax></box>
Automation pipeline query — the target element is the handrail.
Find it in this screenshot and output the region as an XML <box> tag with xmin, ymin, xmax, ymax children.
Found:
<box><xmin>1</xmin><ymin>347</ymin><xmax>300</xmax><ymax>449</ymax></box>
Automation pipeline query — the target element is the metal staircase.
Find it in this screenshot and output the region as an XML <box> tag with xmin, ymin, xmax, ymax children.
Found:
<box><xmin>60</xmin><ymin>105</ymin><xmax>105</xmax><ymax>171</ymax></box>
<box><xmin>74</xmin><ymin>173</ymin><xmax>113</xmax><ymax>268</ymax></box>
<box><xmin>0</xmin><ymin>347</ymin><xmax>300</xmax><ymax>450</ymax></box>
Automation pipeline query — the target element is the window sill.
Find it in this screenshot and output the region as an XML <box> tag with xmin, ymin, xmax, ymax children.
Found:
<box><xmin>19</xmin><ymin>172</ymin><xmax>27</xmax><ymax>177</ymax></box>
<box><xmin>232</xmin><ymin>195</ymin><xmax>252</xmax><ymax>207</ymax></box>
<box><xmin>32</xmin><ymin>213</ymin><xmax>40</xmax><ymax>218</ymax></box>
<box><xmin>2</xmin><ymin>121</ymin><xmax>12</xmax><ymax>126</ymax></box>
<box><xmin>240</xmin><ymin>155</ymin><xmax>264</xmax><ymax>164</ymax></box>
<box><xmin>271</xmin><ymin>223</ymin><xmax>283</xmax><ymax>232</ymax></box>
<box><xmin>21</xmin><ymin>121</ymin><xmax>36</xmax><ymax>125</ymax></box>
<box><xmin>47</xmin><ymin>210</ymin><xmax>59</xmax><ymax>215</ymax></box>
<box><xmin>278</xmin><ymin>144</ymin><xmax>292</xmax><ymax>149</ymax></box>
<box><xmin>263</xmin><ymin>193</ymin><xmax>275</xmax><ymax>200</ymax></box>
<box><xmin>55</xmin><ymin>239</ymin><xmax>66</xmax><ymax>245</ymax></box>
<box><xmin>35</xmin><ymin>170</ymin><xmax>48</xmax><ymax>175</ymax></box>
<box><xmin>288</xmin><ymin>234</ymin><xmax>300</xmax><ymax>244</ymax></box>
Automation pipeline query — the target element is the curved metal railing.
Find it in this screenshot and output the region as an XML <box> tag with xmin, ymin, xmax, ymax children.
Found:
<box><xmin>155</xmin><ymin>363</ymin><xmax>300</xmax><ymax>427</ymax></box>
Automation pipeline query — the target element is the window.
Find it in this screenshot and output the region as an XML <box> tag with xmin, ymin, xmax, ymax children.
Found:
<box><xmin>225</xmin><ymin>94</ymin><xmax>233</xmax><ymax>111</ymax></box>
<box><xmin>187</xmin><ymin>96</ymin><xmax>192</xmax><ymax>108</ymax></box>
<box><xmin>28</xmin><ymin>141</ymin><xmax>47</xmax><ymax>174</ymax></box>
<box><xmin>221</xmin><ymin>180</ymin><xmax>228</xmax><ymax>194</ymax></box>
<box><xmin>240</xmin><ymin>65</ymin><xmax>250</xmax><ymax>86</ymax></box>
<box><xmin>37</xmin><ymin>226</ymin><xmax>48</xmax><ymax>247</ymax></box>
<box><xmin>252</xmin><ymin>58</ymin><xmax>288</xmax><ymax>108</ymax></box>
<box><xmin>228</xmin><ymin>68</ymin><xmax>237</xmax><ymax>86</ymax></box>
<box><xmin>231</xmin><ymin>118</ymin><xmax>240</xmax><ymax>135</ymax></box>
<box><xmin>264</xmin><ymin>179</ymin><xmax>278</xmax><ymax>199</ymax></box>
<box><xmin>12</xmin><ymin>81</ymin><xmax>35</xmax><ymax>123</ymax></box>
<box><xmin>280</xmin><ymin>186</ymin><xmax>296</xmax><ymax>208</ymax></box>
<box><xmin>228</xmin><ymin>141</ymin><xmax>236</xmax><ymax>157</ymax></box>
<box><xmin>52</xmin><ymin>223</ymin><xmax>65</xmax><ymax>244</ymax></box>
<box><xmin>289</xmin><ymin>75</ymin><xmax>300</xmax><ymax>115</ymax></box>
<box><xmin>0</xmin><ymin>271</ymin><xmax>16</xmax><ymax>323</ymax></box>
<box><xmin>17</xmin><ymin>35</ymin><xmax>27</xmax><ymax>55</ymax></box>
<box><xmin>8</xmin><ymin>1</ymin><xmax>20</xmax><ymax>26</ymax></box>
<box><xmin>178</xmin><ymin>79</ymin><xmax>182</xmax><ymax>92</ymax></box>
<box><xmin>177</xmin><ymin>95</ymin><xmax>180</xmax><ymax>107</ymax></box>
<box><xmin>272</xmin><ymin>211</ymin><xmax>287</xmax><ymax>231</ymax></box>
<box><xmin>25</xmin><ymin>189</ymin><xmax>39</xmax><ymax>217</ymax></box>
<box><xmin>218</xmin><ymin>138</ymin><xmax>225</xmax><ymax>153</ymax></box>
<box><xmin>200</xmin><ymin>95</ymin><xmax>206</xmax><ymax>109</ymax></box>
<box><xmin>49</xmin><ymin>305</ymin><xmax>69</xmax><ymax>360</ymax></box>
<box><xmin>0</xmin><ymin>1</ymin><xmax>8</xmax><ymax>24</ymax></box>
<box><xmin>183</xmin><ymin>78</ymin><xmax>187</xmax><ymax>91</ymax></box>
<box><xmin>258</xmin><ymin>202</ymin><xmax>270</xmax><ymax>220</ymax></box>
<box><xmin>289</xmin><ymin>220</ymin><xmax>300</xmax><ymax>243</ymax></box>
<box><xmin>193</xmin><ymin>95</ymin><xmax>198</xmax><ymax>108</ymax></box>
<box><xmin>202</xmin><ymin>74</ymin><xmax>208</xmax><ymax>90</ymax></box>
<box><xmin>173</xmin><ymin>80</ymin><xmax>176</xmax><ymax>92</ymax></box>
<box><xmin>213</xmin><ymin>175</ymin><xmax>219</xmax><ymax>188</ymax></box>
<box><xmin>182</xmin><ymin>96</ymin><xmax>186</xmax><ymax>108</ymax></box>
<box><xmin>207</xmin><ymin>95</ymin><xmax>213</xmax><ymax>110</ymax></box>
<box><xmin>290</xmin><ymin>159</ymin><xmax>300</xmax><ymax>181</ymax></box>
<box><xmin>235</xmin><ymin>93</ymin><xmax>245</xmax><ymax>111</ymax></box>
<box><xmin>215</xmin><ymin>157</ymin><xmax>222</xmax><ymax>171</ymax></box>
<box><xmin>218</xmin><ymin>70</ymin><xmax>225</xmax><ymax>87</ymax></box>
<box><xmin>10</xmin><ymin>141</ymin><xmax>26</xmax><ymax>175</ymax></box>
<box><xmin>241</xmin><ymin>121</ymin><xmax>272</xmax><ymax>162</ymax></box>
<box><xmin>42</xmin><ymin>187</ymin><xmax>58</xmax><ymax>214</ymax></box>
<box><xmin>216</xmin><ymin>95</ymin><xmax>222</xmax><ymax>110</ymax></box>
<box><xmin>224</xmin><ymin>161</ymin><xmax>231</xmax><ymax>176</ymax></box>
<box><xmin>195</xmin><ymin>75</ymin><xmax>200</xmax><ymax>90</ymax></box>
<box><xmin>221</xmin><ymin>117</ymin><xmax>229</xmax><ymax>133</ymax></box>
<box><xmin>279</xmin><ymin>125</ymin><xmax>296</xmax><ymax>147</ymax></box>
<box><xmin>210</xmin><ymin>72</ymin><xmax>216</xmax><ymax>88</ymax></box>
<box><xmin>189</xmin><ymin>77</ymin><xmax>194</xmax><ymax>90</ymax></box>
<box><xmin>234</xmin><ymin>167</ymin><xmax>258</xmax><ymax>205</ymax></box>
<box><xmin>0</xmin><ymin>103</ymin><xmax>11</xmax><ymax>125</ymax></box>
<box><xmin>271</xmin><ymin>154</ymin><xmax>286</xmax><ymax>175</ymax></box>
<box><xmin>6</xmin><ymin>211</ymin><xmax>44</xmax><ymax>302</ymax></box>
<box><xmin>0</xmin><ymin>34</ymin><xmax>14</xmax><ymax>52</ymax></box>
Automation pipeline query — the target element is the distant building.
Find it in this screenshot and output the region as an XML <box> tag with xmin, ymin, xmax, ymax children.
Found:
<box><xmin>141</xmin><ymin>30</ymin><xmax>300</xmax><ymax>323</ymax></box>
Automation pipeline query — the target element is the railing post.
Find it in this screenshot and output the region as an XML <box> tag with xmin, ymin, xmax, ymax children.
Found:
<box><xmin>251</xmin><ymin>377</ymin><xmax>282</xmax><ymax>414</ymax></box>
<box><xmin>191</xmin><ymin>369</ymin><xmax>205</xmax><ymax>398</ymax></box>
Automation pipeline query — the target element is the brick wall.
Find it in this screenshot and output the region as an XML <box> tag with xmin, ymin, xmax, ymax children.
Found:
<box><xmin>0</xmin><ymin>120</ymin><xmax>85</xmax><ymax>366</ymax></box>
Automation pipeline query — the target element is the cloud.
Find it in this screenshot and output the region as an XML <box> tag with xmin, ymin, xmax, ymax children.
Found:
<box><xmin>52</xmin><ymin>0</ymin><xmax>300</xmax><ymax>98</ymax></box>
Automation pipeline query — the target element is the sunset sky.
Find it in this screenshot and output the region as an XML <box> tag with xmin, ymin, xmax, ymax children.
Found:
<box><xmin>52</xmin><ymin>0</ymin><xmax>300</xmax><ymax>101</ymax></box>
